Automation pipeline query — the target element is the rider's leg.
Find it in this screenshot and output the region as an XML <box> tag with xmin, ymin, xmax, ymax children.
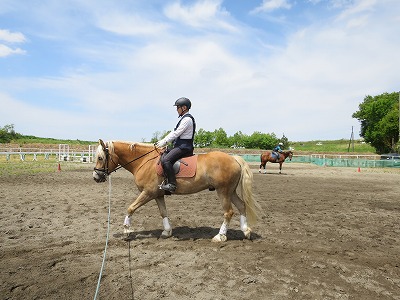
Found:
<box><xmin>160</xmin><ymin>147</ymin><xmax>188</xmax><ymax>192</ymax></box>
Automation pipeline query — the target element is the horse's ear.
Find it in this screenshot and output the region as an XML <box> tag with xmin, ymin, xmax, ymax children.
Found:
<box><xmin>99</xmin><ymin>139</ymin><xmax>106</xmax><ymax>149</ymax></box>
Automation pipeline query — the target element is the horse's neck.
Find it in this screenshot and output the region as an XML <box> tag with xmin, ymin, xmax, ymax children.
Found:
<box><xmin>114</xmin><ymin>142</ymin><xmax>157</xmax><ymax>171</ymax></box>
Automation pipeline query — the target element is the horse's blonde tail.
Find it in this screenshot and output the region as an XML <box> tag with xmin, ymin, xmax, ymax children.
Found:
<box><xmin>233</xmin><ymin>156</ymin><xmax>263</xmax><ymax>226</ymax></box>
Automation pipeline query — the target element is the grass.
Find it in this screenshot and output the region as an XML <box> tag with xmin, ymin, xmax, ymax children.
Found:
<box><xmin>11</xmin><ymin>136</ymin><xmax>95</xmax><ymax>146</ymax></box>
<box><xmin>0</xmin><ymin>155</ymin><xmax>92</xmax><ymax>176</ymax></box>
<box><xmin>290</xmin><ymin>139</ymin><xmax>375</xmax><ymax>154</ymax></box>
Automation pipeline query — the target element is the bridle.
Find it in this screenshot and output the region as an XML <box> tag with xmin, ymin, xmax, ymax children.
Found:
<box><xmin>93</xmin><ymin>143</ymin><xmax>158</xmax><ymax>181</ymax></box>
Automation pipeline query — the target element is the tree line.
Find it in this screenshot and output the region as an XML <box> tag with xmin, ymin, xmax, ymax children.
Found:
<box><xmin>151</xmin><ymin>128</ymin><xmax>289</xmax><ymax>150</ymax></box>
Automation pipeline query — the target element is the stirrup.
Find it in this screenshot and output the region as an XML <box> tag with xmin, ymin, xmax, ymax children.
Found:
<box><xmin>160</xmin><ymin>183</ymin><xmax>176</xmax><ymax>192</ymax></box>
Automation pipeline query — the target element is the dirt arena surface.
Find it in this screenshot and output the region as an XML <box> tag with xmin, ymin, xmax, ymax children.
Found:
<box><xmin>1</xmin><ymin>162</ymin><xmax>399</xmax><ymax>300</ymax></box>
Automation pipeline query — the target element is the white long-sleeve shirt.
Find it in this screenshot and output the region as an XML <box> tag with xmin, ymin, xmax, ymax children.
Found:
<box><xmin>162</xmin><ymin>112</ymin><xmax>194</xmax><ymax>144</ymax></box>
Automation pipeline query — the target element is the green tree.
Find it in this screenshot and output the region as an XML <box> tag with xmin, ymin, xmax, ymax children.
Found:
<box><xmin>280</xmin><ymin>134</ymin><xmax>289</xmax><ymax>149</ymax></box>
<box><xmin>352</xmin><ymin>92</ymin><xmax>399</xmax><ymax>154</ymax></box>
<box><xmin>245</xmin><ymin>131</ymin><xmax>277</xmax><ymax>149</ymax></box>
<box><xmin>229</xmin><ymin>131</ymin><xmax>247</xmax><ymax>148</ymax></box>
<box><xmin>212</xmin><ymin>128</ymin><xmax>229</xmax><ymax>147</ymax></box>
<box><xmin>194</xmin><ymin>128</ymin><xmax>213</xmax><ymax>148</ymax></box>
<box><xmin>0</xmin><ymin>124</ymin><xmax>19</xmax><ymax>143</ymax></box>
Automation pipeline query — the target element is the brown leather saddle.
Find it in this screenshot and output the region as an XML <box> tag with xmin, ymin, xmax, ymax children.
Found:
<box><xmin>156</xmin><ymin>155</ymin><xmax>197</xmax><ymax>178</ymax></box>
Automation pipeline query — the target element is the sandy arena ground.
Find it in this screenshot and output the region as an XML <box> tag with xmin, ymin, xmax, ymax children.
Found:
<box><xmin>0</xmin><ymin>162</ymin><xmax>399</xmax><ymax>300</ymax></box>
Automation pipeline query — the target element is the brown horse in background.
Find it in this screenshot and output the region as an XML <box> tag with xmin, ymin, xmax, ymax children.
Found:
<box><xmin>259</xmin><ymin>150</ymin><xmax>293</xmax><ymax>174</ymax></box>
<box><xmin>93</xmin><ymin>140</ymin><xmax>263</xmax><ymax>242</ymax></box>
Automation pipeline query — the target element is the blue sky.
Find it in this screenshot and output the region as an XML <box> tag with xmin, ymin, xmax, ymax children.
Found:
<box><xmin>1</xmin><ymin>0</ymin><xmax>399</xmax><ymax>142</ymax></box>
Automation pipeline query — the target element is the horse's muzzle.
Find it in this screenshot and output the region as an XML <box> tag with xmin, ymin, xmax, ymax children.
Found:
<box><xmin>93</xmin><ymin>169</ymin><xmax>108</xmax><ymax>183</ymax></box>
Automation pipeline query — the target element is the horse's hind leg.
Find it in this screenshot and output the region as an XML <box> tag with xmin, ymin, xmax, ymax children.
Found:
<box><xmin>155</xmin><ymin>196</ymin><xmax>172</xmax><ymax>238</ymax></box>
<box><xmin>231</xmin><ymin>192</ymin><xmax>252</xmax><ymax>239</ymax></box>
<box><xmin>212</xmin><ymin>189</ymin><xmax>234</xmax><ymax>242</ymax></box>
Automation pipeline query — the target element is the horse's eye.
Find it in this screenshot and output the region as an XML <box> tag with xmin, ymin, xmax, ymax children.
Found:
<box><xmin>98</xmin><ymin>157</ymin><xmax>103</xmax><ymax>161</ymax></box>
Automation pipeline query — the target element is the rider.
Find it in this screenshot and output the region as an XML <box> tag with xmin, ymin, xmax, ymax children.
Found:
<box><xmin>273</xmin><ymin>142</ymin><xmax>284</xmax><ymax>160</ymax></box>
<box><xmin>155</xmin><ymin>97</ymin><xmax>196</xmax><ymax>192</ymax></box>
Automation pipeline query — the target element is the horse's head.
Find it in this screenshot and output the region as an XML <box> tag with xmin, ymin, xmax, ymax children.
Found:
<box><xmin>93</xmin><ymin>139</ymin><xmax>119</xmax><ymax>183</ymax></box>
<box><xmin>288</xmin><ymin>150</ymin><xmax>293</xmax><ymax>161</ymax></box>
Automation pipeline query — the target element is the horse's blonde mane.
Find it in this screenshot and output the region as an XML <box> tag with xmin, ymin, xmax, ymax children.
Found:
<box><xmin>96</xmin><ymin>140</ymin><xmax>154</xmax><ymax>159</ymax></box>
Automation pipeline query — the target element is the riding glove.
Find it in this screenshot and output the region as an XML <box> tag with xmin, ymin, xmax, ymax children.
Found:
<box><xmin>155</xmin><ymin>139</ymin><xmax>167</xmax><ymax>148</ymax></box>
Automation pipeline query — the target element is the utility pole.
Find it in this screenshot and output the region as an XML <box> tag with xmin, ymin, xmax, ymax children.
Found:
<box><xmin>348</xmin><ymin>126</ymin><xmax>354</xmax><ymax>152</ymax></box>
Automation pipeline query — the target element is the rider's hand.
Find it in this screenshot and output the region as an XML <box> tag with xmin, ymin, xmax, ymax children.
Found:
<box><xmin>155</xmin><ymin>140</ymin><xmax>167</xmax><ymax>148</ymax></box>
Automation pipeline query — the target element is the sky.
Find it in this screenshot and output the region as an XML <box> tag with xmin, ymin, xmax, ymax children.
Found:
<box><xmin>0</xmin><ymin>0</ymin><xmax>399</xmax><ymax>143</ymax></box>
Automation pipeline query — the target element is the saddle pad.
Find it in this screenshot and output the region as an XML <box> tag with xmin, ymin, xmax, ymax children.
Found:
<box><xmin>156</xmin><ymin>155</ymin><xmax>197</xmax><ymax>178</ymax></box>
<box><xmin>271</xmin><ymin>152</ymin><xmax>279</xmax><ymax>160</ymax></box>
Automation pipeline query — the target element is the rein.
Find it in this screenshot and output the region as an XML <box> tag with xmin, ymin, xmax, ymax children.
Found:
<box><xmin>94</xmin><ymin>145</ymin><xmax>159</xmax><ymax>179</ymax></box>
<box><xmin>112</xmin><ymin>148</ymin><xmax>158</xmax><ymax>174</ymax></box>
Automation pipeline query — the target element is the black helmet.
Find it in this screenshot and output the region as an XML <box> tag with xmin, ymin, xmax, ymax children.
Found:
<box><xmin>174</xmin><ymin>97</ymin><xmax>191</xmax><ymax>109</ymax></box>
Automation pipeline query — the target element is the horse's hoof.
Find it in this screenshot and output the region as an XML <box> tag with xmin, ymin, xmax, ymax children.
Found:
<box><xmin>212</xmin><ymin>234</ymin><xmax>227</xmax><ymax>242</ymax></box>
<box><xmin>243</xmin><ymin>229</ymin><xmax>252</xmax><ymax>240</ymax></box>
<box><xmin>160</xmin><ymin>229</ymin><xmax>172</xmax><ymax>239</ymax></box>
<box><xmin>124</xmin><ymin>227</ymin><xmax>135</xmax><ymax>235</ymax></box>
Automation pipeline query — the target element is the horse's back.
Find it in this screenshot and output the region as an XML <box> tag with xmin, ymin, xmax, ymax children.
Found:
<box><xmin>261</xmin><ymin>151</ymin><xmax>272</xmax><ymax>161</ymax></box>
<box><xmin>197</xmin><ymin>151</ymin><xmax>242</xmax><ymax>178</ymax></box>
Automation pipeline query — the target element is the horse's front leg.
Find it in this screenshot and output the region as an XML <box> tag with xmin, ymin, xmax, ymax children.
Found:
<box><xmin>279</xmin><ymin>162</ymin><xmax>282</xmax><ymax>174</ymax></box>
<box><xmin>155</xmin><ymin>196</ymin><xmax>172</xmax><ymax>239</ymax></box>
<box><xmin>124</xmin><ymin>191</ymin><xmax>154</xmax><ymax>234</ymax></box>
<box><xmin>259</xmin><ymin>162</ymin><xmax>267</xmax><ymax>174</ymax></box>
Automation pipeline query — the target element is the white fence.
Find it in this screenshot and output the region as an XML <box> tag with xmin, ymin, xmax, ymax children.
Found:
<box><xmin>0</xmin><ymin>144</ymin><xmax>97</xmax><ymax>163</ymax></box>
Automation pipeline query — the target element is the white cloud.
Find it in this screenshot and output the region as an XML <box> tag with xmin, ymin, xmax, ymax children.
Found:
<box><xmin>164</xmin><ymin>0</ymin><xmax>236</xmax><ymax>32</ymax></box>
<box><xmin>0</xmin><ymin>44</ymin><xmax>26</xmax><ymax>57</ymax></box>
<box><xmin>0</xmin><ymin>29</ymin><xmax>26</xmax><ymax>57</ymax></box>
<box><xmin>251</xmin><ymin>0</ymin><xmax>292</xmax><ymax>14</ymax></box>
<box><xmin>0</xmin><ymin>29</ymin><xmax>26</xmax><ymax>43</ymax></box>
<box><xmin>95</xmin><ymin>12</ymin><xmax>168</xmax><ymax>36</ymax></box>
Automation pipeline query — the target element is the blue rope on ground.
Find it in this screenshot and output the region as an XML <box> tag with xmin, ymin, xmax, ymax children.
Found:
<box><xmin>93</xmin><ymin>176</ymin><xmax>112</xmax><ymax>300</ymax></box>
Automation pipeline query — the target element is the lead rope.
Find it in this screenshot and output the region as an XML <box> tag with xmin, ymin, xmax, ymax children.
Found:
<box><xmin>128</xmin><ymin>240</ymin><xmax>135</xmax><ymax>299</ymax></box>
<box><xmin>93</xmin><ymin>175</ymin><xmax>112</xmax><ymax>300</ymax></box>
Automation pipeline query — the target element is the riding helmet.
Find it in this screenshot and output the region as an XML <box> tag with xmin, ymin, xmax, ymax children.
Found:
<box><xmin>174</xmin><ymin>97</ymin><xmax>191</xmax><ymax>109</ymax></box>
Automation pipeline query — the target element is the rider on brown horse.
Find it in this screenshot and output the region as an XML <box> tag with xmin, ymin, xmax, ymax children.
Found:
<box><xmin>272</xmin><ymin>142</ymin><xmax>284</xmax><ymax>162</ymax></box>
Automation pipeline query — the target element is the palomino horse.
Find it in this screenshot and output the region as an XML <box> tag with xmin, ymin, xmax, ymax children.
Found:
<box><xmin>93</xmin><ymin>140</ymin><xmax>262</xmax><ymax>242</ymax></box>
<box><xmin>259</xmin><ymin>150</ymin><xmax>293</xmax><ymax>174</ymax></box>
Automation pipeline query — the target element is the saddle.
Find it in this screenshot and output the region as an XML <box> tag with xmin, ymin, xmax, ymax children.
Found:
<box><xmin>272</xmin><ymin>151</ymin><xmax>280</xmax><ymax>161</ymax></box>
<box><xmin>156</xmin><ymin>155</ymin><xmax>197</xmax><ymax>178</ymax></box>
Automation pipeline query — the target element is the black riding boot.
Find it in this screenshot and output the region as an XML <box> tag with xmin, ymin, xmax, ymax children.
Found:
<box><xmin>161</xmin><ymin>163</ymin><xmax>177</xmax><ymax>192</ymax></box>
